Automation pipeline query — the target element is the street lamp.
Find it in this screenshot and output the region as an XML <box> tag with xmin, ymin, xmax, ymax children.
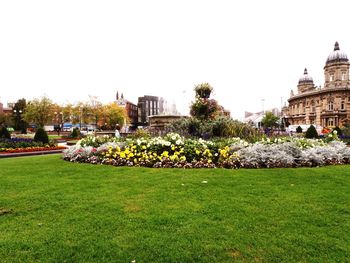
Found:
<box><xmin>13</xmin><ymin>109</ymin><xmax>23</xmax><ymax>131</ymax></box>
<box><xmin>54</xmin><ymin>111</ymin><xmax>63</xmax><ymax>134</ymax></box>
<box><xmin>79</xmin><ymin>107</ymin><xmax>83</xmax><ymax>131</ymax></box>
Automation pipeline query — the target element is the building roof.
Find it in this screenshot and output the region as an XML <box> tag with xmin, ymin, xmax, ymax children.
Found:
<box><xmin>298</xmin><ymin>68</ymin><xmax>313</xmax><ymax>84</ymax></box>
<box><xmin>326</xmin><ymin>41</ymin><xmax>348</xmax><ymax>64</ymax></box>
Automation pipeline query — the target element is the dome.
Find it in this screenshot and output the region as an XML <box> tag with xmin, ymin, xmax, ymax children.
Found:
<box><xmin>326</xmin><ymin>42</ymin><xmax>348</xmax><ymax>64</ymax></box>
<box><xmin>298</xmin><ymin>68</ymin><xmax>313</xmax><ymax>84</ymax></box>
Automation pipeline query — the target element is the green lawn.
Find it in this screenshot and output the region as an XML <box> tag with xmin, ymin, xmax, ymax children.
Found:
<box><xmin>0</xmin><ymin>155</ymin><xmax>349</xmax><ymax>262</ymax></box>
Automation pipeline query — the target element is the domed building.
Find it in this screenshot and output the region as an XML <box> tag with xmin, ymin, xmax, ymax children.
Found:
<box><xmin>283</xmin><ymin>42</ymin><xmax>350</xmax><ymax>127</ymax></box>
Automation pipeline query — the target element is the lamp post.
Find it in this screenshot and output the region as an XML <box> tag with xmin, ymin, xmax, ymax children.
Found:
<box><xmin>13</xmin><ymin>109</ymin><xmax>23</xmax><ymax>131</ymax></box>
<box><xmin>79</xmin><ymin>107</ymin><xmax>83</xmax><ymax>131</ymax></box>
<box><xmin>54</xmin><ymin>111</ymin><xmax>63</xmax><ymax>135</ymax></box>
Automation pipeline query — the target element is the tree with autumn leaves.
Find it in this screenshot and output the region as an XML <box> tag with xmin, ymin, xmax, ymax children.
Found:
<box><xmin>21</xmin><ymin>96</ymin><xmax>127</xmax><ymax>130</ymax></box>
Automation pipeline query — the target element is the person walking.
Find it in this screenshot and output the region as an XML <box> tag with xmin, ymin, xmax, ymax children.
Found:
<box><xmin>115</xmin><ymin>124</ymin><xmax>121</xmax><ymax>138</ymax></box>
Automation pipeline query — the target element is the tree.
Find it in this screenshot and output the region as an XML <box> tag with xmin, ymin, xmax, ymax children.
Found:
<box><xmin>62</xmin><ymin>103</ymin><xmax>74</xmax><ymax>124</ymax></box>
<box><xmin>0</xmin><ymin>113</ymin><xmax>13</xmax><ymax>128</ymax></box>
<box><xmin>70</xmin><ymin>102</ymin><xmax>95</xmax><ymax>128</ymax></box>
<box><xmin>103</xmin><ymin>103</ymin><xmax>127</xmax><ymax>129</ymax></box>
<box><xmin>23</xmin><ymin>96</ymin><xmax>54</xmax><ymax>127</ymax></box>
<box><xmin>88</xmin><ymin>96</ymin><xmax>104</xmax><ymax>128</ymax></box>
<box><xmin>262</xmin><ymin>111</ymin><xmax>279</xmax><ymax>128</ymax></box>
<box><xmin>12</xmin><ymin>98</ymin><xmax>28</xmax><ymax>133</ymax></box>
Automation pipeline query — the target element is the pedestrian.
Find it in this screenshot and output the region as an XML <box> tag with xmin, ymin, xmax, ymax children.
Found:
<box><xmin>115</xmin><ymin>124</ymin><xmax>121</xmax><ymax>138</ymax></box>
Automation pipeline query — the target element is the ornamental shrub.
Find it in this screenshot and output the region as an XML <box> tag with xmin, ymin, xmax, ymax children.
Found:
<box><xmin>70</xmin><ymin>128</ymin><xmax>79</xmax><ymax>138</ymax></box>
<box><xmin>333</xmin><ymin>126</ymin><xmax>342</xmax><ymax>136</ymax></box>
<box><xmin>0</xmin><ymin>126</ymin><xmax>11</xmax><ymax>139</ymax></box>
<box><xmin>296</xmin><ymin>126</ymin><xmax>303</xmax><ymax>133</ymax></box>
<box><xmin>34</xmin><ymin>127</ymin><xmax>49</xmax><ymax>144</ymax></box>
<box><xmin>305</xmin><ymin>125</ymin><xmax>318</xmax><ymax>139</ymax></box>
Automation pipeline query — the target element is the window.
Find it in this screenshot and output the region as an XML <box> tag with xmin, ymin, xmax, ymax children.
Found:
<box><xmin>342</xmin><ymin>72</ymin><xmax>347</xmax><ymax>81</ymax></box>
<box><xmin>312</xmin><ymin>106</ymin><xmax>316</xmax><ymax>113</ymax></box>
<box><xmin>328</xmin><ymin>118</ymin><xmax>334</xmax><ymax>126</ymax></box>
<box><xmin>330</xmin><ymin>74</ymin><xmax>334</xmax><ymax>81</ymax></box>
<box><xmin>341</xmin><ymin>101</ymin><xmax>345</xmax><ymax>110</ymax></box>
<box><xmin>328</xmin><ymin>101</ymin><xmax>334</xmax><ymax>111</ymax></box>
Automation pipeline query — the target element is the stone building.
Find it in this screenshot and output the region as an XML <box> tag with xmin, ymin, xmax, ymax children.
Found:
<box><xmin>115</xmin><ymin>91</ymin><xmax>138</xmax><ymax>128</ymax></box>
<box><xmin>283</xmin><ymin>42</ymin><xmax>350</xmax><ymax>127</ymax></box>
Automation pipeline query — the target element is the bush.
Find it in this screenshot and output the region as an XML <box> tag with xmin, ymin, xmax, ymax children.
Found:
<box><xmin>333</xmin><ymin>126</ymin><xmax>342</xmax><ymax>136</ymax></box>
<box><xmin>296</xmin><ymin>126</ymin><xmax>303</xmax><ymax>133</ymax></box>
<box><xmin>70</xmin><ymin>128</ymin><xmax>80</xmax><ymax>138</ymax></box>
<box><xmin>130</xmin><ymin>128</ymin><xmax>150</xmax><ymax>139</ymax></box>
<box><xmin>0</xmin><ymin>138</ymin><xmax>43</xmax><ymax>149</ymax></box>
<box><xmin>0</xmin><ymin>126</ymin><xmax>11</xmax><ymax>139</ymax></box>
<box><xmin>168</xmin><ymin>117</ymin><xmax>262</xmax><ymax>142</ymax></box>
<box><xmin>34</xmin><ymin>127</ymin><xmax>49</xmax><ymax>144</ymax></box>
<box><xmin>305</xmin><ymin>125</ymin><xmax>318</xmax><ymax>139</ymax></box>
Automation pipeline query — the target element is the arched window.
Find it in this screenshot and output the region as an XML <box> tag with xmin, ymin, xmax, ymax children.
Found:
<box><xmin>341</xmin><ymin>101</ymin><xmax>345</xmax><ymax>110</ymax></box>
<box><xmin>328</xmin><ymin>101</ymin><xmax>334</xmax><ymax>111</ymax></box>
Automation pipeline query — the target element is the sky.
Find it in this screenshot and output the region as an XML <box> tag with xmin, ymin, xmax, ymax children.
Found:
<box><xmin>1</xmin><ymin>0</ymin><xmax>350</xmax><ymax>119</ymax></box>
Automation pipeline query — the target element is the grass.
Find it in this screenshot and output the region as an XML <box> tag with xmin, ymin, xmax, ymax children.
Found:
<box><xmin>0</xmin><ymin>155</ymin><xmax>349</xmax><ymax>262</ymax></box>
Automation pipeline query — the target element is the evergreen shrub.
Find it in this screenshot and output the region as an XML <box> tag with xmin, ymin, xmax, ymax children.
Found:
<box><xmin>296</xmin><ymin>126</ymin><xmax>303</xmax><ymax>133</ymax></box>
<box><xmin>71</xmin><ymin>128</ymin><xmax>79</xmax><ymax>138</ymax></box>
<box><xmin>34</xmin><ymin>127</ymin><xmax>49</xmax><ymax>144</ymax></box>
<box><xmin>305</xmin><ymin>125</ymin><xmax>318</xmax><ymax>139</ymax></box>
<box><xmin>0</xmin><ymin>127</ymin><xmax>11</xmax><ymax>139</ymax></box>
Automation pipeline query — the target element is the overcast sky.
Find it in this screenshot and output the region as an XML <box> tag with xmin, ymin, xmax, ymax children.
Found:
<box><xmin>1</xmin><ymin>0</ymin><xmax>350</xmax><ymax>119</ymax></box>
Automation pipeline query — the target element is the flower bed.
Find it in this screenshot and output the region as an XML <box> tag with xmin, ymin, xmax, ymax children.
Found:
<box><xmin>0</xmin><ymin>146</ymin><xmax>67</xmax><ymax>154</ymax></box>
<box><xmin>0</xmin><ymin>138</ymin><xmax>65</xmax><ymax>154</ymax></box>
<box><xmin>62</xmin><ymin>133</ymin><xmax>350</xmax><ymax>168</ymax></box>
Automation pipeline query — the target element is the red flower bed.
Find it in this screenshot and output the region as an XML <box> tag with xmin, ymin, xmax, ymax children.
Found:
<box><xmin>0</xmin><ymin>146</ymin><xmax>67</xmax><ymax>154</ymax></box>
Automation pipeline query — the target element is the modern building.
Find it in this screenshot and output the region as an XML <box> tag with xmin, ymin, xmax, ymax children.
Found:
<box><xmin>137</xmin><ymin>95</ymin><xmax>160</xmax><ymax>126</ymax></box>
<box><xmin>283</xmin><ymin>42</ymin><xmax>350</xmax><ymax>127</ymax></box>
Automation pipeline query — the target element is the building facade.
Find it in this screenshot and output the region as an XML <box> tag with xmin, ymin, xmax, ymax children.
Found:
<box><xmin>115</xmin><ymin>92</ymin><xmax>138</xmax><ymax>128</ymax></box>
<box><xmin>137</xmin><ymin>95</ymin><xmax>160</xmax><ymax>126</ymax></box>
<box><xmin>283</xmin><ymin>42</ymin><xmax>350</xmax><ymax>127</ymax></box>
